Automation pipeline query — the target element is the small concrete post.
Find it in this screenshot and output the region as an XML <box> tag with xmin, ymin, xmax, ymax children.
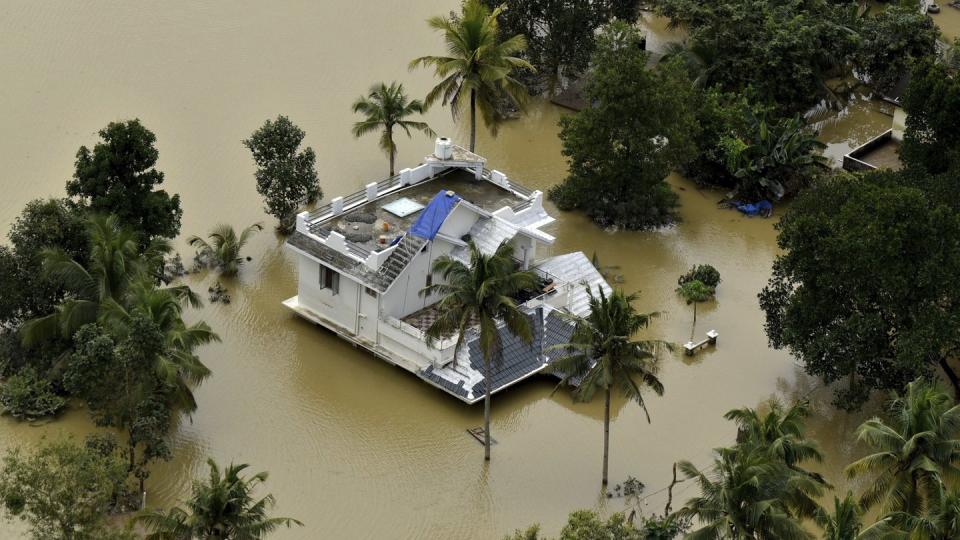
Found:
<box><xmin>684</xmin><ymin>342</ymin><xmax>695</xmax><ymax>356</ymax></box>
<box><xmin>707</xmin><ymin>329</ymin><xmax>719</xmax><ymax>346</ymax></box>
<box><xmin>365</xmin><ymin>182</ymin><xmax>377</xmax><ymax>201</ymax></box>
<box><xmin>331</xmin><ymin>196</ymin><xmax>344</xmax><ymax>215</ymax></box>
<box><xmin>296</xmin><ymin>212</ymin><xmax>308</xmax><ymax>233</ymax></box>
<box><xmin>474</xmin><ymin>164</ymin><xmax>483</xmax><ymax>179</ymax></box>
<box><xmin>400</xmin><ymin>168</ymin><xmax>412</xmax><ymax>186</ymax></box>
<box><xmin>491</xmin><ymin>169</ymin><xmax>507</xmax><ymax>187</ymax></box>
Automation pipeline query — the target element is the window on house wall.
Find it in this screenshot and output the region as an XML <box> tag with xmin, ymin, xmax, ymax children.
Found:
<box><xmin>364</xmin><ymin>287</ymin><xmax>377</xmax><ymax>298</ymax></box>
<box><xmin>319</xmin><ymin>265</ymin><xmax>340</xmax><ymax>295</ymax></box>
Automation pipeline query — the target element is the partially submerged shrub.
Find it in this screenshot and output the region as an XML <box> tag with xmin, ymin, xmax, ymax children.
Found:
<box><xmin>0</xmin><ymin>368</ymin><xmax>66</xmax><ymax>420</ymax></box>
<box><xmin>678</xmin><ymin>264</ymin><xmax>721</xmax><ymax>289</ymax></box>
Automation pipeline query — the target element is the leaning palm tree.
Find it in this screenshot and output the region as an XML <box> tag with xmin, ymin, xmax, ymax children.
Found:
<box><xmin>551</xmin><ymin>287</ymin><xmax>668</xmax><ymax>485</ymax></box>
<box><xmin>677</xmin><ymin>445</ymin><xmax>819</xmax><ymax>540</ymax></box>
<box><xmin>421</xmin><ymin>240</ymin><xmax>538</xmax><ymax>461</ymax></box>
<box><xmin>135</xmin><ymin>458</ymin><xmax>302</xmax><ymax>539</ymax></box>
<box><xmin>410</xmin><ymin>0</ymin><xmax>533</xmax><ymax>152</ymax></box>
<box><xmin>845</xmin><ymin>378</ymin><xmax>960</xmax><ymax>515</ymax></box>
<box><xmin>187</xmin><ymin>223</ymin><xmax>263</xmax><ymax>277</ymax></box>
<box><xmin>351</xmin><ymin>82</ymin><xmax>435</xmax><ymax>176</ymax></box>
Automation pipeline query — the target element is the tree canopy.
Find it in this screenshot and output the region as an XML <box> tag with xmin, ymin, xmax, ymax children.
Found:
<box><xmin>66</xmin><ymin>120</ymin><xmax>182</xmax><ymax>244</ymax></box>
<box><xmin>243</xmin><ymin>115</ymin><xmax>321</xmax><ymax>233</ymax></box>
<box><xmin>549</xmin><ymin>22</ymin><xmax>698</xmax><ymax>229</ymax></box>
<box><xmin>760</xmin><ymin>173</ymin><xmax>960</xmax><ymax>410</ymax></box>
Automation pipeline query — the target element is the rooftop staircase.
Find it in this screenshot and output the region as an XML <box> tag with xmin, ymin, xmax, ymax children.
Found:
<box><xmin>377</xmin><ymin>234</ymin><xmax>427</xmax><ymax>284</ymax></box>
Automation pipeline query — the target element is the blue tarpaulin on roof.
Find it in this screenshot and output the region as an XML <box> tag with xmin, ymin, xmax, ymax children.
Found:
<box><xmin>409</xmin><ymin>190</ymin><xmax>461</xmax><ymax>240</ymax></box>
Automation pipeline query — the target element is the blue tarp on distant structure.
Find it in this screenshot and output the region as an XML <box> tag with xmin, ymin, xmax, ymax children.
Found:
<box><xmin>409</xmin><ymin>190</ymin><xmax>461</xmax><ymax>240</ymax></box>
<box><xmin>735</xmin><ymin>200</ymin><xmax>773</xmax><ymax>217</ymax></box>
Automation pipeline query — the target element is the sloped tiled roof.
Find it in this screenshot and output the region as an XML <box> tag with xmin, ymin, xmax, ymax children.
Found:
<box><xmin>535</xmin><ymin>252</ymin><xmax>612</xmax><ymax>317</ymax></box>
<box><xmin>418</xmin><ymin>310</ymin><xmax>545</xmax><ymax>402</ymax></box>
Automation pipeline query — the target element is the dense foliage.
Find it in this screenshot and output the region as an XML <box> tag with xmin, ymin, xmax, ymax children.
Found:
<box><xmin>411</xmin><ymin>0</ymin><xmax>533</xmax><ymax>151</ymax></box>
<box><xmin>243</xmin><ymin>115</ymin><xmax>321</xmax><ymax>233</ymax></box>
<box><xmin>66</xmin><ymin>120</ymin><xmax>182</xmax><ymax>245</ymax></box>
<box><xmin>760</xmin><ymin>173</ymin><xmax>960</xmax><ymax>410</ymax></box>
<box><xmin>0</xmin><ymin>368</ymin><xmax>66</xmax><ymax>420</ymax></box>
<box><xmin>0</xmin><ymin>439</ymin><xmax>133</xmax><ymax>540</ymax></box>
<box><xmin>853</xmin><ymin>5</ymin><xmax>938</xmax><ymax>94</ymax></box>
<box><xmin>481</xmin><ymin>0</ymin><xmax>641</xmax><ymax>94</ymax></box>
<box><xmin>656</xmin><ymin>0</ymin><xmax>937</xmax><ymax>116</ymax></box>
<box><xmin>549</xmin><ymin>23</ymin><xmax>698</xmax><ymax>229</ymax></box>
<box><xmin>900</xmin><ymin>60</ymin><xmax>960</xmax><ymax>175</ymax></box>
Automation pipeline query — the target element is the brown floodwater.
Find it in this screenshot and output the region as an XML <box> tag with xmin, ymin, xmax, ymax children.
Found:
<box><xmin>0</xmin><ymin>3</ymin><xmax>956</xmax><ymax>539</ymax></box>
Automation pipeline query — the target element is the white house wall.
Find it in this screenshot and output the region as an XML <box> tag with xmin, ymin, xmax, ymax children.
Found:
<box><xmin>296</xmin><ymin>254</ymin><xmax>361</xmax><ymax>334</ymax></box>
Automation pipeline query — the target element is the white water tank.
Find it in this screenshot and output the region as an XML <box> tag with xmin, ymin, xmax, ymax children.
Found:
<box><xmin>435</xmin><ymin>137</ymin><xmax>453</xmax><ymax>160</ymax></box>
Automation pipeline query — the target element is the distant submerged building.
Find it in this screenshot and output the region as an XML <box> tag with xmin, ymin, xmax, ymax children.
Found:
<box><xmin>284</xmin><ymin>138</ymin><xmax>611</xmax><ymax>403</ymax></box>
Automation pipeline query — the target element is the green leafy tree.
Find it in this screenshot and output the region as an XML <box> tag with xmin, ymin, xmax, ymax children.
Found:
<box><xmin>844</xmin><ymin>379</ymin><xmax>960</xmax><ymax>515</ymax></box>
<box><xmin>504</xmin><ymin>510</ymin><xmax>643</xmax><ymax>540</ymax></box>
<box><xmin>351</xmin><ymin>81</ymin><xmax>435</xmax><ymax>176</ymax></box>
<box><xmin>0</xmin><ymin>439</ymin><xmax>132</xmax><ymax>540</ymax></box>
<box><xmin>548</xmin><ymin>22</ymin><xmax>698</xmax><ymax>229</ymax></box>
<box><xmin>187</xmin><ymin>223</ymin><xmax>263</xmax><ymax>276</ymax></box>
<box><xmin>814</xmin><ymin>493</ymin><xmax>862</xmax><ymax>540</ymax></box>
<box><xmin>66</xmin><ymin>120</ymin><xmax>182</xmax><ymax>244</ymax></box>
<box><xmin>551</xmin><ymin>288</ymin><xmax>667</xmax><ymax>485</ymax></box>
<box><xmin>411</xmin><ymin>0</ymin><xmax>533</xmax><ymax>151</ymax></box>
<box><xmin>0</xmin><ymin>368</ymin><xmax>66</xmax><ymax>420</ymax></box>
<box><xmin>243</xmin><ymin>116</ymin><xmax>321</xmax><ymax>233</ymax></box>
<box><xmin>421</xmin><ymin>240</ymin><xmax>538</xmax><ymax>461</ymax></box>
<box><xmin>134</xmin><ymin>459</ymin><xmax>302</xmax><ymax>539</ymax></box>
<box><xmin>759</xmin><ymin>175</ymin><xmax>960</xmax><ymax>410</ymax></box>
<box><xmin>720</xmin><ymin>113</ymin><xmax>826</xmax><ymax>201</ymax></box>
<box><xmin>482</xmin><ymin>0</ymin><xmax>619</xmax><ymax>94</ymax></box>
<box><xmin>900</xmin><ymin>60</ymin><xmax>960</xmax><ymax>174</ymax></box>
<box><xmin>675</xmin><ymin>280</ymin><xmax>713</xmax><ymax>341</ymax></box>
<box><xmin>676</xmin><ymin>444</ymin><xmax>820</xmax><ymax>540</ymax></box>
<box><xmin>854</xmin><ymin>5</ymin><xmax>938</xmax><ymax>95</ymax></box>
<box><xmin>0</xmin><ymin>199</ymin><xmax>89</xmax><ymax>330</ymax></box>
<box><xmin>655</xmin><ymin>0</ymin><xmax>859</xmax><ymax>115</ymax></box>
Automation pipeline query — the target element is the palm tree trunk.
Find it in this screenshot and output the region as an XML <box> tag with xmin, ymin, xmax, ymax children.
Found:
<box><xmin>469</xmin><ymin>89</ymin><xmax>477</xmax><ymax>153</ymax></box>
<box><xmin>387</xmin><ymin>126</ymin><xmax>395</xmax><ymax>176</ymax></box>
<box><xmin>602</xmin><ymin>387</ymin><xmax>611</xmax><ymax>485</ymax></box>
<box><xmin>939</xmin><ymin>357</ymin><xmax>960</xmax><ymax>400</ymax></box>
<box><xmin>484</xmin><ymin>357</ymin><xmax>492</xmax><ymax>461</ymax></box>
<box><xmin>691</xmin><ymin>302</ymin><xmax>697</xmax><ymax>341</ymax></box>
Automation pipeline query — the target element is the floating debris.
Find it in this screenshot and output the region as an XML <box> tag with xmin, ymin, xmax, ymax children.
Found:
<box><xmin>208</xmin><ymin>281</ymin><xmax>231</xmax><ymax>304</ymax></box>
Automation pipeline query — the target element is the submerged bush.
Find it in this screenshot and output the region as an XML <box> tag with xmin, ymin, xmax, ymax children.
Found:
<box><xmin>0</xmin><ymin>368</ymin><xmax>66</xmax><ymax>420</ymax></box>
<box><xmin>678</xmin><ymin>264</ymin><xmax>721</xmax><ymax>289</ymax></box>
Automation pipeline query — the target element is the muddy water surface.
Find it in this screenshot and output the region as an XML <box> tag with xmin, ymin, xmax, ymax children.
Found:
<box><xmin>0</xmin><ymin>3</ymin><xmax>956</xmax><ymax>538</ymax></box>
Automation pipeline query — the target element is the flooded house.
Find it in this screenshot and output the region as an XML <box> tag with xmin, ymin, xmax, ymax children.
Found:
<box><xmin>284</xmin><ymin>138</ymin><xmax>611</xmax><ymax>403</ymax></box>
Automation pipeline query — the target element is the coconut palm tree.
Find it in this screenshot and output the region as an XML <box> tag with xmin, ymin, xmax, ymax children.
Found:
<box><xmin>20</xmin><ymin>215</ymin><xmax>190</xmax><ymax>346</ymax></box>
<box><xmin>135</xmin><ymin>458</ymin><xmax>302</xmax><ymax>539</ymax></box>
<box><xmin>187</xmin><ymin>223</ymin><xmax>263</xmax><ymax>277</ymax></box>
<box><xmin>351</xmin><ymin>82</ymin><xmax>435</xmax><ymax>176</ymax></box>
<box><xmin>860</xmin><ymin>486</ymin><xmax>960</xmax><ymax>540</ymax></box>
<box><xmin>101</xmin><ymin>281</ymin><xmax>219</xmax><ymax>413</ymax></box>
<box><xmin>814</xmin><ymin>493</ymin><xmax>863</xmax><ymax>540</ymax></box>
<box><xmin>421</xmin><ymin>240</ymin><xmax>538</xmax><ymax>461</ymax></box>
<box><xmin>677</xmin><ymin>445</ymin><xmax>820</xmax><ymax>540</ymax></box>
<box><xmin>725</xmin><ymin>399</ymin><xmax>824</xmax><ymax>471</ymax></box>
<box><xmin>550</xmin><ymin>288</ymin><xmax>668</xmax><ymax>485</ymax></box>
<box><xmin>410</xmin><ymin>0</ymin><xmax>533</xmax><ymax>152</ymax></box>
<box><xmin>676</xmin><ymin>279</ymin><xmax>714</xmax><ymax>341</ymax></box>
<box><xmin>845</xmin><ymin>378</ymin><xmax>960</xmax><ymax>515</ymax></box>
